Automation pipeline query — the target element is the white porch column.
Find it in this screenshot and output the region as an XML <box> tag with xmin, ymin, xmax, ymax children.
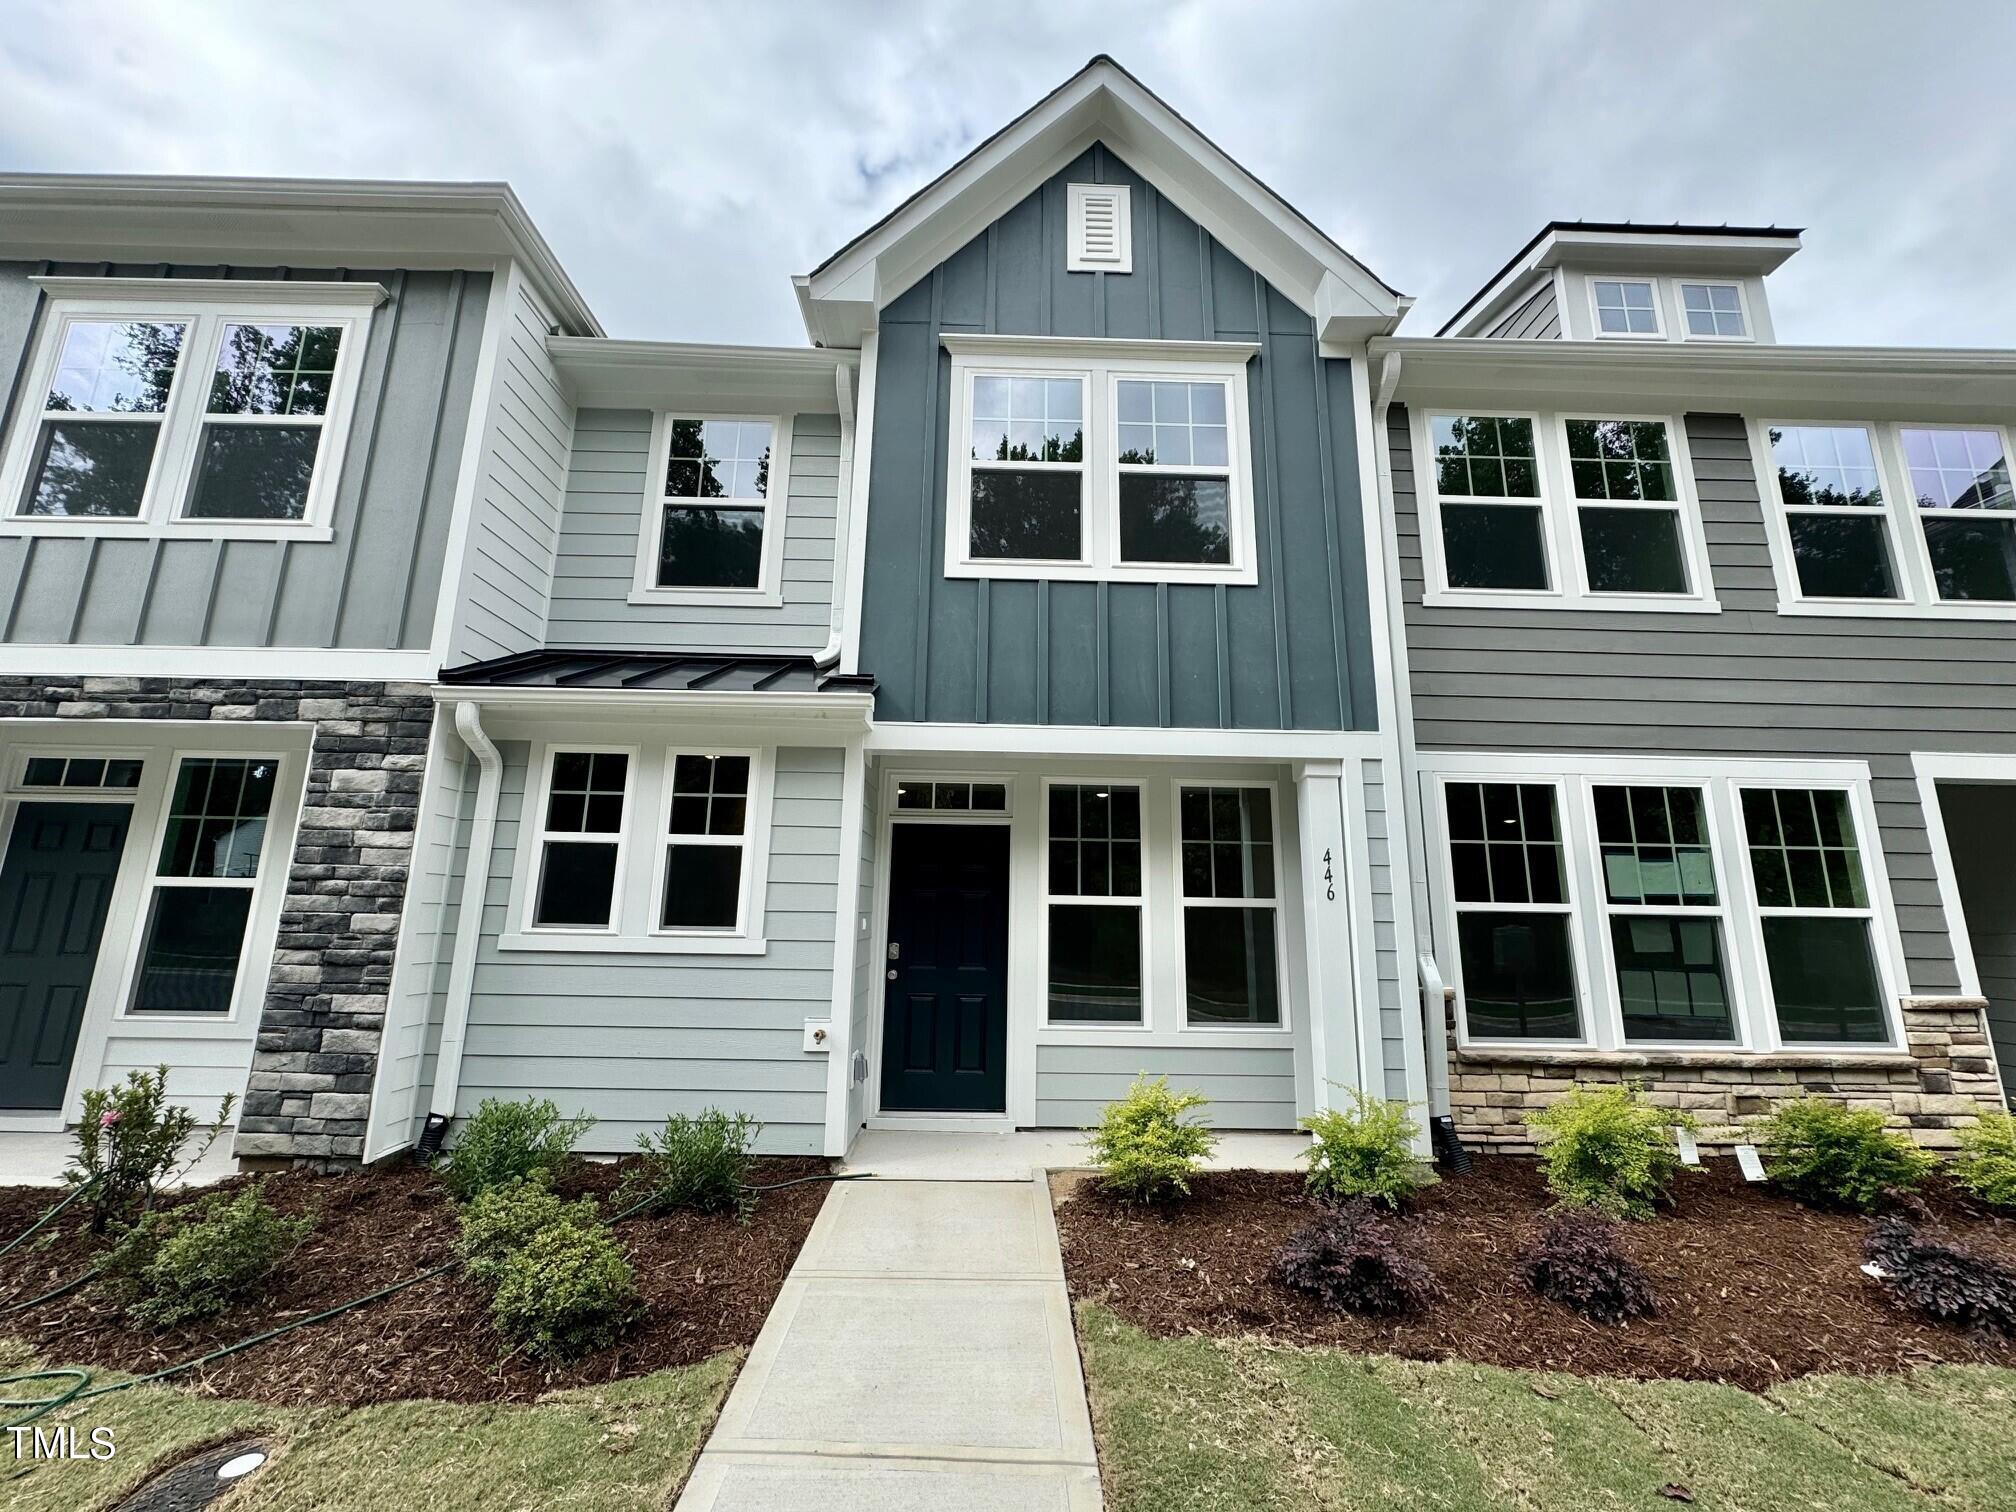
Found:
<box><xmin>1294</xmin><ymin>760</ymin><xmax>1361</xmax><ymax>1109</ymax></box>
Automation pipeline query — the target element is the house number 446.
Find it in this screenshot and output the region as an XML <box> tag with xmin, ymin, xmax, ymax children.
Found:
<box><xmin>1321</xmin><ymin>848</ymin><xmax>1335</xmax><ymax>902</ymax></box>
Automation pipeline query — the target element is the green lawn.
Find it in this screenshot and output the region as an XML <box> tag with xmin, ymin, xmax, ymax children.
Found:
<box><xmin>1077</xmin><ymin>1304</ymin><xmax>2016</xmax><ymax>1512</ymax></box>
<box><xmin>0</xmin><ymin>1340</ymin><xmax>736</xmax><ymax>1511</ymax></box>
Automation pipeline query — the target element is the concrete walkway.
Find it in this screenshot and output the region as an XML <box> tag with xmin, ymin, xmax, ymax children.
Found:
<box><xmin>677</xmin><ymin>1176</ymin><xmax>1100</xmax><ymax>1510</ymax></box>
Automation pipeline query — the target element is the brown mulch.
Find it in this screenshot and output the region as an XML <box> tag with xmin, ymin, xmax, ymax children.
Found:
<box><xmin>0</xmin><ymin>1155</ymin><xmax>832</xmax><ymax>1406</ymax></box>
<box><xmin>1055</xmin><ymin>1155</ymin><xmax>2016</xmax><ymax>1390</ymax></box>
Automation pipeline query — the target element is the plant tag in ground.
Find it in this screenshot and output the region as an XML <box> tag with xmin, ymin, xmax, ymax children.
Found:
<box><xmin>1676</xmin><ymin>1127</ymin><xmax>1700</xmax><ymax>1166</ymax></box>
<box><xmin>1734</xmin><ymin>1143</ymin><xmax>1766</xmax><ymax>1182</ymax></box>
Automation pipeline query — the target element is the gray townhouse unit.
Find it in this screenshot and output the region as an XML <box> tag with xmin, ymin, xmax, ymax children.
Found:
<box><xmin>2</xmin><ymin>58</ymin><xmax>2008</xmax><ymax>1171</ymax></box>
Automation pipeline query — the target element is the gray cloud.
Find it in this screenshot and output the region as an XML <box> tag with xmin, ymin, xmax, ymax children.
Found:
<box><xmin>4</xmin><ymin>0</ymin><xmax>2011</xmax><ymax>347</ymax></box>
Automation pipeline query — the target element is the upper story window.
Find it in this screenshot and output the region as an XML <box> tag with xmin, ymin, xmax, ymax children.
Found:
<box><xmin>1417</xmin><ymin>409</ymin><xmax>1716</xmax><ymax>612</ymax></box>
<box><xmin>1757</xmin><ymin>419</ymin><xmax>2016</xmax><ymax>617</ymax></box>
<box><xmin>1590</xmin><ymin>279</ymin><xmax>1661</xmax><ymax>337</ymax></box>
<box><xmin>944</xmin><ymin>337</ymin><xmax>1258</xmax><ymax>586</ymax></box>
<box><xmin>1678</xmin><ymin>282</ymin><xmax>1749</xmax><ymax>340</ymax></box>
<box><xmin>0</xmin><ymin>279</ymin><xmax>379</xmax><ymax>541</ymax></box>
<box><xmin>633</xmin><ymin>414</ymin><xmax>792</xmax><ymax>606</ymax></box>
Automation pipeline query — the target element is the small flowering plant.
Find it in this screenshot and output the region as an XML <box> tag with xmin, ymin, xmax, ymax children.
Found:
<box><xmin>65</xmin><ymin>1066</ymin><xmax>235</xmax><ymax>1232</ymax></box>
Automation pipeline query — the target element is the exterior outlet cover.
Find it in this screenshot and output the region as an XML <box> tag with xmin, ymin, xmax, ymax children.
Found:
<box><xmin>1067</xmin><ymin>183</ymin><xmax>1132</xmax><ymax>273</ymax></box>
<box><xmin>802</xmin><ymin>1018</ymin><xmax>831</xmax><ymax>1053</ymax></box>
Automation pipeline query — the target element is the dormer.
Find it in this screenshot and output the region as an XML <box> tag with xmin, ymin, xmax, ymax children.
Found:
<box><xmin>1439</xmin><ymin>222</ymin><xmax>1802</xmax><ymax>345</ymax></box>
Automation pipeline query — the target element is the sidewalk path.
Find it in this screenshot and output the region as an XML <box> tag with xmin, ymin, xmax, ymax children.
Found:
<box><xmin>676</xmin><ymin>1176</ymin><xmax>1101</xmax><ymax>1510</ymax></box>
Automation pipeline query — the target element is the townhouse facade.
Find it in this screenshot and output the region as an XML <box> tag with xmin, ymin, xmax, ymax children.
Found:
<box><xmin>1</xmin><ymin>58</ymin><xmax>2007</xmax><ymax>1168</ymax></box>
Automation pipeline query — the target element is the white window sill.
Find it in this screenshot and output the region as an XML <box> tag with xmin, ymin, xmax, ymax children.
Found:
<box><xmin>1</xmin><ymin>520</ymin><xmax>337</xmax><ymax>543</ymax></box>
<box><xmin>946</xmin><ymin>560</ymin><xmax>1260</xmax><ymax>587</ymax></box>
<box><xmin>113</xmin><ymin>1014</ymin><xmax>251</xmax><ymax>1038</ymax></box>
<box><xmin>498</xmin><ymin>930</ymin><xmax>768</xmax><ymax>956</ymax></box>
<box><xmin>627</xmin><ymin>586</ymin><xmax>784</xmax><ymax>609</ymax></box>
<box><xmin>1774</xmin><ymin>597</ymin><xmax>2016</xmax><ymax>622</ymax></box>
<box><xmin>1423</xmin><ymin>588</ymin><xmax>1720</xmax><ymax>614</ymax></box>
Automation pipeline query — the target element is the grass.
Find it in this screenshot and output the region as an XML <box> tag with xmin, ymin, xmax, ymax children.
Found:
<box><xmin>0</xmin><ymin>1339</ymin><xmax>737</xmax><ymax>1511</ymax></box>
<box><xmin>1077</xmin><ymin>1304</ymin><xmax>2016</xmax><ymax>1511</ymax></box>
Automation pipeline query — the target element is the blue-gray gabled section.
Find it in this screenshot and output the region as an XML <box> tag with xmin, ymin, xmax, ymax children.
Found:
<box><xmin>857</xmin><ymin>144</ymin><xmax>1378</xmax><ymax>731</ymax></box>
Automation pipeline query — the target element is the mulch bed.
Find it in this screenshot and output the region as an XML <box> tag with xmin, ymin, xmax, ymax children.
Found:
<box><xmin>0</xmin><ymin>1155</ymin><xmax>831</xmax><ymax>1406</ymax></box>
<box><xmin>1056</xmin><ymin>1155</ymin><xmax>2016</xmax><ymax>1389</ymax></box>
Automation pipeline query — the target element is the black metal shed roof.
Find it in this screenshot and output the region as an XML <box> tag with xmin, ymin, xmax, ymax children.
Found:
<box><xmin>437</xmin><ymin>649</ymin><xmax>876</xmax><ymax>696</ymax></box>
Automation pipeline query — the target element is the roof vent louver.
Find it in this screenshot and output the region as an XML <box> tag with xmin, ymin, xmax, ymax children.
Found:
<box><xmin>1067</xmin><ymin>182</ymin><xmax>1132</xmax><ymax>273</ymax></box>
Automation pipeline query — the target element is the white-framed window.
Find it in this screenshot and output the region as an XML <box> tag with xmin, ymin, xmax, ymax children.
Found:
<box><xmin>15</xmin><ymin>752</ymin><xmax>145</xmax><ymax>791</ymax></box>
<box><xmin>654</xmin><ymin>750</ymin><xmax>760</xmax><ymax>935</ymax></box>
<box><xmin>1174</xmin><ymin>782</ymin><xmax>1283</xmax><ymax>1027</ymax></box>
<box><xmin>1754</xmin><ymin>419</ymin><xmax>2016</xmax><ymax>617</ymax></box>
<box><xmin>128</xmin><ymin>754</ymin><xmax>282</xmax><ymax>1015</ymax></box>
<box><xmin>1678</xmin><ymin>281</ymin><xmax>1751</xmax><ymax>340</ymax></box>
<box><xmin>895</xmin><ymin>778</ymin><xmax>1009</xmax><ymax>814</ymax></box>
<box><xmin>1416</xmin><ymin>408</ymin><xmax>1717</xmax><ymax>611</ymax></box>
<box><xmin>0</xmin><ymin>280</ymin><xmax>378</xmax><ymax>540</ymax></box>
<box><xmin>1427</xmin><ymin>757</ymin><xmax>1909</xmax><ymax>1054</ymax></box>
<box><xmin>631</xmin><ymin>413</ymin><xmax>792</xmax><ymax>606</ymax></box>
<box><xmin>1043</xmin><ymin>780</ymin><xmax>1146</xmax><ymax>1026</ymax></box>
<box><xmin>943</xmin><ymin>337</ymin><xmax>1258</xmax><ymax>585</ymax></box>
<box><xmin>1589</xmin><ymin>278</ymin><xmax>1662</xmax><ymax>338</ymax></box>
<box><xmin>523</xmin><ymin>747</ymin><xmax>635</xmax><ymax>933</ymax></box>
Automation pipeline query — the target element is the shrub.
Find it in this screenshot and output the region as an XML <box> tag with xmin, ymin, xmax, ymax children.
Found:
<box><xmin>1953</xmin><ymin>1111</ymin><xmax>2016</xmax><ymax>1212</ymax></box>
<box><xmin>1525</xmin><ymin>1084</ymin><xmax>1694</xmax><ymax>1220</ymax></box>
<box><xmin>65</xmin><ymin>1066</ymin><xmax>235</xmax><ymax>1233</ymax></box>
<box><xmin>1865</xmin><ymin>1217</ymin><xmax>2016</xmax><ymax>1335</ymax></box>
<box><xmin>458</xmin><ymin>1176</ymin><xmax>603</xmax><ymax>1288</ymax></box>
<box><xmin>438</xmin><ymin>1097</ymin><xmax>594</xmax><ymax>1201</ymax></box>
<box><xmin>1755</xmin><ymin>1096</ymin><xmax>1932</xmax><ymax>1213</ymax></box>
<box><xmin>1086</xmin><ymin>1075</ymin><xmax>1218</xmax><ymax>1203</ymax></box>
<box><xmin>1300</xmin><ymin>1090</ymin><xmax>1437</xmax><ymax>1210</ymax></box>
<box><xmin>487</xmin><ymin>1221</ymin><xmax>641</xmax><ymax>1359</ymax></box>
<box><xmin>1520</xmin><ymin>1208</ymin><xmax>1656</xmax><ymax>1323</ymax></box>
<box><xmin>618</xmin><ymin>1109</ymin><xmax>758</xmax><ymax>1220</ymax></box>
<box><xmin>103</xmin><ymin>1185</ymin><xmax>310</xmax><ymax>1328</ymax></box>
<box><xmin>1271</xmin><ymin>1200</ymin><xmax>1437</xmax><ymax>1316</ymax></box>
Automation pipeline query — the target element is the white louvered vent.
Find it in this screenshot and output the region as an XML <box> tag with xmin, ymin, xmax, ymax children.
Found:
<box><xmin>1067</xmin><ymin>183</ymin><xmax>1132</xmax><ymax>273</ymax></box>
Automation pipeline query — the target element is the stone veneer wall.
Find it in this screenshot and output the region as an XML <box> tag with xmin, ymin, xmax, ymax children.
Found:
<box><xmin>1446</xmin><ymin>998</ymin><xmax>2007</xmax><ymax>1153</ymax></box>
<box><xmin>0</xmin><ymin>676</ymin><xmax>432</xmax><ymax>1164</ymax></box>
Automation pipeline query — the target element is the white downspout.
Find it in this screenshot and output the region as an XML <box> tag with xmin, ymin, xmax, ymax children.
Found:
<box><xmin>814</xmin><ymin>360</ymin><xmax>855</xmax><ymax>670</ymax></box>
<box><xmin>429</xmin><ymin>699</ymin><xmax>503</xmax><ymax>1125</ymax></box>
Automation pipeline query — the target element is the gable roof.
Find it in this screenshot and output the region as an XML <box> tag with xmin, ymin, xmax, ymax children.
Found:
<box><xmin>797</xmin><ymin>56</ymin><xmax>1407</xmax><ymax>349</ymax></box>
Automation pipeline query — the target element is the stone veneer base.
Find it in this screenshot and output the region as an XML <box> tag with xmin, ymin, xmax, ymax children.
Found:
<box><xmin>1446</xmin><ymin>997</ymin><xmax>2008</xmax><ymax>1153</ymax></box>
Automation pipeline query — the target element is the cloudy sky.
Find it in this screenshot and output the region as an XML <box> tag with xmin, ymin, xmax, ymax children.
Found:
<box><xmin>5</xmin><ymin>1</ymin><xmax>2012</xmax><ymax>347</ymax></box>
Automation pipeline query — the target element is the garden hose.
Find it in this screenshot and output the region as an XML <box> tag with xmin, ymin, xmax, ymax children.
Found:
<box><xmin>0</xmin><ymin>1176</ymin><xmax>101</xmax><ymax>1261</ymax></box>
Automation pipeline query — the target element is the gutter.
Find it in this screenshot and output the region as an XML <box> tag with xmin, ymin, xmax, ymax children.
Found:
<box><xmin>425</xmin><ymin>701</ymin><xmax>504</xmax><ymax>1140</ymax></box>
<box><xmin>816</xmin><ymin>360</ymin><xmax>855</xmax><ymax>671</ymax></box>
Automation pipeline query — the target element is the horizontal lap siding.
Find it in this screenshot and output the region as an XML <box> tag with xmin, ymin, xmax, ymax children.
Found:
<box><xmin>99</xmin><ymin>1035</ymin><xmax>252</xmax><ymax>1123</ymax></box>
<box><xmin>1481</xmin><ymin>281</ymin><xmax>1561</xmax><ymax>340</ymax></box>
<box><xmin>0</xmin><ymin>261</ymin><xmax>487</xmax><ymax>652</ymax></box>
<box><xmin>545</xmin><ymin>410</ymin><xmax>840</xmax><ymax>653</ymax></box>
<box><xmin>1394</xmin><ymin>406</ymin><xmax>2016</xmax><ymax>992</ymax></box>
<box><xmin>453</xmin><ymin>743</ymin><xmax>843</xmax><ymax>1154</ymax></box>
<box><xmin>1364</xmin><ymin>759</ymin><xmax>1409</xmax><ymax>1101</ymax></box>
<box><xmin>1032</xmin><ymin>1043</ymin><xmax>1298</xmax><ymax>1129</ymax></box>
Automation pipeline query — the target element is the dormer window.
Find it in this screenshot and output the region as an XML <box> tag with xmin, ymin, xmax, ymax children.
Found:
<box><xmin>1679</xmin><ymin>282</ymin><xmax>1749</xmax><ymax>340</ymax></box>
<box><xmin>1591</xmin><ymin>279</ymin><xmax>1661</xmax><ymax>337</ymax></box>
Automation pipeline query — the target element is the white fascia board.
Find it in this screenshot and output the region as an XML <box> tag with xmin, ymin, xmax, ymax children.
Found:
<box><xmin>865</xmin><ymin>721</ymin><xmax>1384</xmax><ymax>761</ymax></box>
<box><xmin>30</xmin><ymin>275</ymin><xmax>389</xmax><ymax>307</ymax></box>
<box><xmin>1543</xmin><ymin>227</ymin><xmax>1802</xmax><ymax>276</ymax></box>
<box><xmin>429</xmin><ymin>685</ymin><xmax>875</xmax><ymax>728</ymax></box>
<box><xmin>546</xmin><ymin>337</ymin><xmax>856</xmax><ymax>412</ymax></box>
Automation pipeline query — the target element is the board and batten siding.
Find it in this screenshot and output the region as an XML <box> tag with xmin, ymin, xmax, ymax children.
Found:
<box><xmin>545</xmin><ymin>410</ymin><xmax>840</xmax><ymax>654</ymax></box>
<box><xmin>858</xmin><ymin>143</ymin><xmax>1379</xmax><ymax>732</ymax></box>
<box><xmin>448</xmin><ymin>275</ymin><xmax>575</xmax><ymax>665</ymax></box>
<box><xmin>0</xmin><ymin>261</ymin><xmax>489</xmax><ymax>652</ymax></box>
<box><xmin>1392</xmin><ymin>404</ymin><xmax>2016</xmax><ymax>995</ymax></box>
<box><xmin>447</xmin><ymin>741</ymin><xmax>846</xmax><ymax>1155</ymax></box>
<box><xmin>1480</xmin><ymin>280</ymin><xmax>1561</xmax><ymax>339</ymax></box>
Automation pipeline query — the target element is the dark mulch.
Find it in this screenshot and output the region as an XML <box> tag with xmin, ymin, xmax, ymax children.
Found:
<box><xmin>0</xmin><ymin>1155</ymin><xmax>831</xmax><ymax>1406</ymax></box>
<box><xmin>1055</xmin><ymin>1155</ymin><xmax>2016</xmax><ymax>1389</ymax></box>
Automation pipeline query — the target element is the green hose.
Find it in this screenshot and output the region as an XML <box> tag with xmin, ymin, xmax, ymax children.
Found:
<box><xmin>0</xmin><ymin>1177</ymin><xmax>99</xmax><ymax>1261</ymax></box>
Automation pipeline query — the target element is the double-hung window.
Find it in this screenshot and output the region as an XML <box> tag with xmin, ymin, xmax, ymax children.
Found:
<box><xmin>0</xmin><ymin>281</ymin><xmax>376</xmax><ymax>536</ymax></box>
<box><xmin>1763</xmin><ymin>424</ymin><xmax>1899</xmax><ymax>600</ymax></box>
<box><xmin>636</xmin><ymin>415</ymin><xmax>789</xmax><ymax>601</ymax></box>
<box><xmin>1902</xmin><ymin>426</ymin><xmax>2016</xmax><ymax>603</ymax></box>
<box><xmin>1428</xmin><ymin>415</ymin><xmax>1548</xmax><ymax>591</ymax></box>
<box><xmin>1446</xmin><ymin>782</ymin><xmax>1580</xmax><ymax>1041</ymax></box>
<box><xmin>1045</xmin><ymin>783</ymin><xmax>1145</xmax><ymax>1025</ymax></box>
<box><xmin>131</xmin><ymin>756</ymin><xmax>280</xmax><ymax>1014</ymax></box>
<box><xmin>527</xmin><ymin>750</ymin><xmax>631</xmax><ymax>931</ymax></box>
<box><xmin>1564</xmin><ymin>419</ymin><xmax>1690</xmax><ymax>594</ymax></box>
<box><xmin>945</xmin><ymin>338</ymin><xmax>1257</xmax><ymax>584</ymax></box>
<box><xmin>1592</xmin><ymin>785</ymin><xmax>1733</xmax><ymax>1043</ymax></box>
<box><xmin>659</xmin><ymin>753</ymin><xmax>755</xmax><ymax>933</ymax></box>
<box><xmin>1177</xmin><ymin>785</ymin><xmax>1281</xmax><ymax>1025</ymax></box>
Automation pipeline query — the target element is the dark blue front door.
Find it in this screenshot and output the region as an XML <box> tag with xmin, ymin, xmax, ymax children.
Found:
<box><xmin>0</xmin><ymin>802</ymin><xmax>132</xmax><ymax>1110</ymax></box>
<box><xmin>880</xmin><ymin>823</ymin><xmax>1010</xmax><ymax>1113</ymax></box>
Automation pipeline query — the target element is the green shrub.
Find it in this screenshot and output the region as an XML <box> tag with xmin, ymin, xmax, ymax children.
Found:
<box><xmin>65</xmin><ymin>1066</ymin><xmax>235</xmax><ymax>1233</ymax></box>
<box><xmin>1525</xmin><ymin>1084</ymin><xmax>1695</xmax><ymax>1220</ymax></box>
<box><xmin>438</xmin><ymin>1097</ymin><xmax>594</xmax><ymax>1201</ymax></box>
<box><xmin>1299</xmin><ymin>1090</ymin><xmax>1437</xmax><ymax>1210</ymax></box>
<box><xmin>618</xmin><ymin>1109</ymin><xmax>758</xmax><ymax>1220</ymax></box>
<box><xmin>1086</xmin><ymin>1075</ymin><xmax>1217</xmax><ymax>1203</ymax></box>
<box><xmin>1953</xmin><ymin>1111</ymin><xmax>2016</xmax><ymax>1212</ymax></box>
<box><xmin>103</xmin><ymin>1185</ymin><xmax>309</xmax><ymax>1328</ymax></box>
<box><xmin>458</xmin><ymin>1176</ymin><xmax>603</xmax><ymax>1287</ymax></box>
<box><xmin>1755</xmin><ymin>1096</ymin><xmax>1933</xmax><ymax>1212</ymax></box>
<box><xmin>487</xmin><ymin>1221</ymin><xmax>640</xmax><ymax>1359</ymax></box>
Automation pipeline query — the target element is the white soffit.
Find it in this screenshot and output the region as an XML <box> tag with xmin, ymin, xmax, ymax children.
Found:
<box><xmin>546</xmin><ymin>337</ymin><xmax>856</xmax><ymax>411</ymax></box>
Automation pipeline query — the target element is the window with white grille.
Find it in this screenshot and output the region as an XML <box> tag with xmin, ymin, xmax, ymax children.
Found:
<box><xmin>1067</xmin><ymin>183</ymin><xmax>1132</xmax><ymax>273</ymax></box>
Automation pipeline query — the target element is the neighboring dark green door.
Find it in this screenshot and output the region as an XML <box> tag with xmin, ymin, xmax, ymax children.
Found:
<box><xmin>880</xmin><ymin>824</ymin><xmax>1010</xmax><ymax>1113</ymax></box>
<box><xmin>0</xmin><ymin>803</ymin><xmax>131</xmax><ymax>1110</ymax></box>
